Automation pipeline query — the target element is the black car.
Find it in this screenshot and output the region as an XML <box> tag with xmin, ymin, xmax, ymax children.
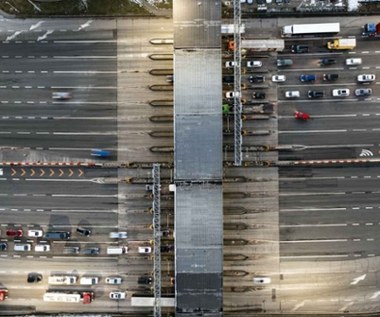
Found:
<box><xmin>138</xmin><ymin>276</ymin><xmax>153</xmax><ymax>285</ymax></box>
<box><xmin>249</xmin><ymin>75</ymin><xmax>265</xmax><ymax>83</ymax></box>
<box><xmin>223</xmin><ymin>75</ymin><xmax>234</xmax><ymax>84</ymax></box>
<box><xmin>308</xmin><ymin>90</ymin><xmax>324</xmax><ymax>99</ymax></box>
<box><xmin>161</xmin><ymin>245</ymin><xmax>174</xmax><ymax>253</ymax></box>
<box><xmin>0</xmin><ymin>242</ymin><xmax>7</xmax><ymax>251</ymax></box>
<box><xmin>76</xmin><ymin>227</ymin><xmax>91</xmax><ymax>237</ymax></box>
<box><xmin>27</xmin><ymin>272</ymin><xmax>42</xmax><ymax>283</ymax></box>
<box><xmin>83</xmin><ymin>247</ymin><xmax>100</xmax><ymax>255</ymax></box>
<box><xmin>320</xmin><ymin>58</ymin><xmax>336</xmax><ymax>66</ymax></box>
<box><xmin>252</xmin><ymin>91</ymin><xmax>266</xmax><ymax>99</ymax></box>
<box><xmin>291</xmin><ymin>44</ymin><xmax>309</xmax><ymax>54</ymax></box>
<box><xmin>323</xmin><ymin>73</ymin><xmax>339</xmax><ymax>81</ymax></box>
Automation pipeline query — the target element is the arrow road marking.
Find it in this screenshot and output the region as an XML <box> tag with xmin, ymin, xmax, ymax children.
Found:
<box><xmin>49</xmin><ymin>169</ymin><xmax>54</xmax><ymax>177</ymax></box>
<box><xmin>30</xmin><ymin>169</ymin><xmax>35</xmax><ymax>176</ymax></box>
<box><xmin>29</xmin><ymin>21</ymin><xmax>44</xmax><ymax>31</ymax></box>
<box><xmin>20</xmin><ymin>169</ymin><xmax>25</xmax><ymax>176</ymax></box>
<box><xmin>37</xmin><ymin>30</ymin><xmax>53</xmax><ymax>42</ymax></box>
<box><xmin>6</xmin><ymin>31</ymin><xmax>23</xmax><ymax>41</ymax></box>
<box><xmin>78</xmin><ymin>169</ymin><xmax>84</xmax><ymax>177</ymax></box>
<box><xmin>11</xmin><ymin>168</ymin><xmax>16</xmax><ymax>176</ymax></box>
<box><xmin>40</xmin><ymin>169</ymin><xmax>45</xmax><ymax>177</ymax></box>
<box><xmin>59</xmin><ymin>169</ymin><xmax>64</xmax><ymax>177</ymax></box>
<box><xmin>351</xmin><ymin>274</ymin><xmax>366</xmax><ymax>285</ymax></box>
<box><xmin>291</xmin><ymin>301</ymin><xmax>305</xmax><ymax>312</ymax></box>
<box><xmin>68</xmin><ymin>169</ymin><xmax>73</xmax><ymax>177</ymax></box>
<box><xmin>78</xmin><ymin>20</ymin><xmax>93</xmax><ymax>31</ymax></box>
<box><xmin>370</xmin><ymin>291</ymin><xmax>380</xmax><ymax>299</ymax></box>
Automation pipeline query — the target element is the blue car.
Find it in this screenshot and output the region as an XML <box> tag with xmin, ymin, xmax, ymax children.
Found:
<box><xmin>91</xmin><ymin>149</ymin><xmax>111</xmax><ymax>158</ymax></box>
<box><xmin>300</xmin><ymin>74</ymin><xmax>316</xmax><ymax>82</ymax></box>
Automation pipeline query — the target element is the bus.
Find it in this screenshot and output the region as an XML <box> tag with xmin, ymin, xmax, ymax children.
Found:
<box><xmin>282</xmin><ymin>23</ymin><xmax>340</xmax><ymax>37</ymax></box>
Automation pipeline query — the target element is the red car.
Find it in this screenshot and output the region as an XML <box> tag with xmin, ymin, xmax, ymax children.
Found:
<box><xmin>6</xmin><ymin>229</ymin><xmax>23</xmax><ymax>237</ymax></box>
<box><xmin>294</xmin><ymin>111</ymin><xmax>310</xmax><ymax>121</ymax></box>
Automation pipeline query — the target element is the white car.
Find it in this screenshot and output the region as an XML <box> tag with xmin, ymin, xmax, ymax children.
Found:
<box><xmin>253</xmin><ymin>276</ymin><xmax>271</xmax><ymax>284</ymax></box>
<box><xmin>332</xmin><ymin>89</ymin><xmax>350</xmax><ymax>97</ymax></box>
<box><xmin>138</xmin><ymin>246</ymin><xmax>152</xmax><ymax>254</ymax></box>
<box><xmin>35</xmin><ymin>244</ymin><xmax>50</xmax><ymax>252</ymax></box>
<box><xmin>225</xmin><ymin>61</ymin><xmax>236</xmax><ymax>68</ymax></box>
<box><xmin>109</xmin><ymin>291</ymin><xmax>126</xmax><ymax>300</ymax></box>
<box><xmin>272</xmin><ymin>75</ymin><xmax>286</xmax><ymax>82</ymax></box>
<box><xmin>105</xmin><ymin>277</ymin><xmax>123</xmax><ymax>285</ymax></box>
<box><xmin>345</xmin><ymin>58</ymin><xmax>362</xmax><ymax>66</ymax></box>
<box><xmin>247</xmin><ymin>60</ymin><xmax>262</xmax><ymax>68</ymax></box>
<box><xmin>225</xmin><ymin>91</ymin><xmax>240</xmax><ymax>99</ymax></box>
<box><xmin>285</xmin><ymin>91</ymin><xmax>300</xmax><ymax>98</ymax></box>
<box><xmin>109</xmin><ymin>232</ymin><xmax>127</xmax><ymax>239</ymax></box>
<box><xmin>28</xmin><ymin>230</ymin><xmax>43</xmax><ymax>237</ymax></box>
<box><xmin>52</xmin><ymin>92</ymin><xmax>71</xmax><ymax>100</ymax></box>
<box><xmin>357</xmin><ymin>74</ymin><xmax>376</xmax><ymax>82</ymax></box>
<box><xmin>0</xmin><ymin>168</ymin><xmax>3</xmax><ymax>176</ymax></box>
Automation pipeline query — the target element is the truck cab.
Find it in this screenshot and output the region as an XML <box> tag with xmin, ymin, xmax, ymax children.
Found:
<box><xmin>0</xmin><ymin>289</ymin><xmax>8</xmax><ymax>301</ymax></box>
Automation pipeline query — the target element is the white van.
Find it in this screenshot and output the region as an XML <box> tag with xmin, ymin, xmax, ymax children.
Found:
<box><xmin>79</xmin><ymin>276</ymin><xmax>99</xmax><ymax>285</ymax></box>
<box><xmin>35</xmin><ymin>244</ymin><xmax>50</xmax><ymax>252</ymax></box>
<box><xmin>107</xmin><ymin>246</ymin><xmax>128</xmax><ymax>255</ymax></box>
<box><xmin>14</xmin><ymin>244</ymin><xmax>31</xmax><ymax>252</ymax></box>
<box><xmin>48</xmin><ymin>275</ymin><xmax>77</xmax><ymax>285</ymax></box>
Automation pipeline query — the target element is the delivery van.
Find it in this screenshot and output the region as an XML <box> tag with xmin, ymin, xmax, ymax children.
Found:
<box><xmin>80</xmin><ymin>276</ymin><xmax>99</xmax><ymax>285</ymax></box>
<box><xmin>107</xmin><ymin>246</ymin><xmax>128</xmax><ymax>255</ymax></box>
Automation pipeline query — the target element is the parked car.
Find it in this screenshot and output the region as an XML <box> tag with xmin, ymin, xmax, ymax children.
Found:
<box><xmin>300</xmin><ymin>74</ymin><xmax>316</xmax><ymax>82</ymax></box>
<box><xmin>105</xmin><ymin>277</ymin><xmax>123</xmax><ymax>285</ymax></box>
<box><xmin>272</xmin><ymin>75</ymin><xmax>286</xmax><ymax>82</ymax></box>
<box><xmin>285</xmin><ymin>91</ymin><xmax>300</xmax><ymax>98</ymax></box>
<box><xmin>355</xmin><ymin>88</ymin><xmax>372</xmax><ymax>97</ymax></box>
<box><xmin>223</xmin><ymin>75</ymin><xmax>234</xmax><ymax>84</ymax></box>
<box><xmin>225</xmin><ymin>61</ymin><xmax>236</xmax><ymax>68</ymax></box>
<box><xmin>109</xmin><ymin>291</ymin><xmax>126</xmax><ymax>300</ymax></box>
<box><xmin>35</xmin><ymin>244</ymin><xmax>51</xmax><ymax>252</ymax></box>
<box><xmin>0</xmin><ymin>243</ymin><xmax>7</xmax><ymax>251</ymax></box>
<box><xmin>291</xmin><ymin>44</ymin><xmax>308</xmax><ymax>53</ymax></box>
<box><xmin>357</xmin><ymin>74</ymin><xmax>376</xmax><ymax>82</ymax></box>
<box><xmin>277</xmin><ymin>59</ymin><xmax>293</xmax><ymax>67</ymax></box>
<box><xmin>27</xmin><ymin>273</ymin><xmax>42</xmax><ymax>283</ymax></box>
<box><xmin>332</xmin><ymin>89</ymin><xmax>350</xmax><ymax>97</ymax></box>
<box><xmin>138</xmin><ymin>276</ymin><xmax>153</xmax><ymax>285</ymax></box>
<box><xmin>308</xmin><ymin>90</ymin><xmax>324</xmax><ymax>99</ymax></box>
<box><xmin>252</xmin><ymin>92</ymin><xmax>265</xmax><ymax>99</ymax></box>
<box><xmin>346</xmin><ymin>58</ymin><xmax>362</xmax><ymax>66</ymax></box>
<box><xmin>83</xmin><ymin>247</ymin><xmax>100</xmax><ymax>255</ymax></box>
<box><xmin>246</xmin><ymin>60</ymin><xmax>262</xmax><ymax>68</ymax></box>
<box><xmin>138</xmin><ymin>246</ymin><xmax>152</xmax><ymax>254</ymax></box>
<box><xmin>27</xmin><ymin>230</ymin><xmax>43</xmax><ymax>237</ymax></box>
<box><xmin>249</xmin><ymin>75</ymin><xmax>265</xmax><ymax>83</ymax></box>
<box><xmin>109</xmin><ymin>232</ymin><xmax>127</xmax><ymax>239</ymax></box>
<box><xmin>6</xmin><ymin>229</ymin><xmax>23</xmax><ymax>237</ymax></box>
<box><xmin>323</xmin><ymin>73</ymin><xmax>339</xmax><ymax>81</ymax></box>
<box><xmin>226</xmin><ymin>91</ymin><xmax>240</xmax><ymax>99</ymax></box>
<box><xmin>45</xmin><ymin>232</ymin><xmax>70</xmax><ymax>240</ymax></box>
<box><xmin>76</xmin><ymin>227</ymin><xmax>91</xmax><ymax>237</ymax></box>
<box><xmin>320</xmin><ymin>58</ymin><xmax>336</xmax><ymax>65</ymax></box>
<box><xmin>253</xmin><ymin>277</ymin><xmax>271</xmax><ymax>284</ymax></box>
<box><xmin>161</xmin><ymin>245</ymin><xmax>174</xmax><ymax>253</ymax></box>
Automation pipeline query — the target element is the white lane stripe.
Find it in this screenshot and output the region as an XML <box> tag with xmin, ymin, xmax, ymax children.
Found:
<box><xmin>52</xmin><ymin>194</ymin><xmax>116</xmax><ymax>198</ymax></box>
<box><xmin>53</xmin><ymin>71</ymin><xmax>118</xmax><ymax>74</ymax></box>
<box><xmin>282</xmin><ymin>254</ymin><xmax>349</xmax><ymax>258</ymax></box>
<box><xmin>50</xmin><ymin>86</ymin><xmax>117</xmax><ymax>89</ymax></box>
<box><xmin>53</xmin><ymin>56</ymin><xmax>117</xmax><ymax>59</ymax></box>
<box><xmin>279</xmin><ymin>129</ymin><xmax>347</xmax><ymax>133</ymax></box>
<box><xmin>280</xmin><ymin>192</ymin><xmax>346</xmax><ymax>196</ymax></box>
<box><xmin>281</xmin><ymin>208</ymin><xmax>347</xmax><ymax>212</ymax></box>
<box><xmin>53</xmin><ymin>40</ymin><xmax>117</xmax><ymax>43</ymax></box>
<box><xmin>53</xmin><ymin>132</ymin><xmax>117</xmax><ymax>135</ymax></box>
<box><xmin>281</xmin><ymin>239</ymin><xmax>348</xmax><ymax>243</ymax></box>
<box><xmin>280</xmin><ymin>224</ymin><xmax>347</xmax><ymax>227</ymax></box>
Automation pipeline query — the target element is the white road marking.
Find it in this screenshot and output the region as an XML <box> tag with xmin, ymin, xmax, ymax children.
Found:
<box><xmin>53</xmin><ymin>56</ymin><xmax>117</xmax><ymax>59</ymax></box>
<box><xmin>279</xmin><ymin>129</ymin><xmax>347</xmax><ymax>134</ymax></box>
<box><xmin>281</xmin><ymin>239</ymin><xmax>347</xmax><ymax>243</ymax></box>
<box><xmin>281</xmin><ymin>207</ymin><xmax>346</xmax><ymax>212</ymax></box>
<box><xmin>280</xmin><ymin>224</ymin><xmax>347</xmax><ymax>227</ymax></box>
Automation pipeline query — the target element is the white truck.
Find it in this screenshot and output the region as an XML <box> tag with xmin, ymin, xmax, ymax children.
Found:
<box><xmin>43</xmin><ymin>291</ymin><xmax>93</xmax><ymax>304</ymax></box>
<box><xmin>281</xmin><ymin>23</ymin><xmax>340</xmax><ymax>37</ymax></box>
